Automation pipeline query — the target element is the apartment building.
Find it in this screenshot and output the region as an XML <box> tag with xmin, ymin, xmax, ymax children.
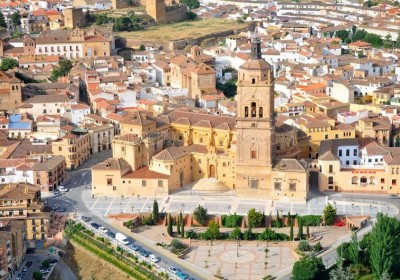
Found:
<box><xmin>33</xmin><ymin>156</ymin><xmax>66</xmax><ymax>192</ymax></box>
<box><xmin>0</xmin><ymin>183</ymin><xmax>49</xmax><ymax>247</ymax></box>
<box><xmin>0</xmin><ymin>220</ymin><xmax>25</xmax><ymax>280</ymax></box>
<box><xmin>51</xmin><ymin>128</ymin><xmax>90</xmax><ymax>170</ymax></box>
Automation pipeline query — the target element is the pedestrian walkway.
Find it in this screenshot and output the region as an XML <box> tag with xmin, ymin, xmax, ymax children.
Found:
<box><xmin>84</xmin><ymin>189</ymin><xmax>399</xmax><ymax>218</ymax></box>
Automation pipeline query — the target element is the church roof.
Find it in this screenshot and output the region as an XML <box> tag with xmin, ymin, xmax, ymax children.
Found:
<box><xmin>153</xmin><ymin>146</ymin><xmax>187</xmax><ymax>161</ymax></box>
<box><xmin>239</xmin><ymin>59</ymin><xmax>271</xmax><ymax>70</ymax></box>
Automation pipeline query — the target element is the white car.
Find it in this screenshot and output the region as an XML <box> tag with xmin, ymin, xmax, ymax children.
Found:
<box><xmin>99</xmin><ymin>227</ymin><xmax>108</xmax><ymax>233</ymax></box>
<box><xmin>58</xmin><ymin>186</ymin><xmax>68</xmax><ymax>192</ymax></box>
<box><xmin>148</xmin><ymin>254</ymin><xmax>159</xmax><ymax>263</ymax></box>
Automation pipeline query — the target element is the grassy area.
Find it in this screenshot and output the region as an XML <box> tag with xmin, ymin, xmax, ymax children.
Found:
<box><xmin>117</xmin><ymin>18</ymin><xmax>249</xmax><ymax>41</ymax></box>
<box><xmin>65</xmin><ymin>222</ymin><xmax>159</xmax><ymax>280</ymax></box>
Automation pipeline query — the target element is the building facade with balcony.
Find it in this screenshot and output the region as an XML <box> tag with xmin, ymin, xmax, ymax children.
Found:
<box><xmin>318</xmin><ymin>137</ymin><xmax>400</xmax><ymax>194</ymax></box>
<box><xmin>0</xmin><ymin>183</ymin><xmax>48</xmax><ymax>248</ymax></box>
<box><xmin>51</xmin><ymin>128</ymin><xmax>90</xmax><ymax>170</ymax></box>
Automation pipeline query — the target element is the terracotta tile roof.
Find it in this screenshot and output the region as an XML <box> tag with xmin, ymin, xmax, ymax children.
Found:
<box><xmin>0</xmin><ymin>183</ymin><xmax>40</xmax><ymax>200</ymax></box>
<box><xmin>153</xmin><ymin>146</ymin><xmax>186</xmax><ymax>161</ymax></box>
<box><xmin>165</xmin><ymin>109</ymin><xmax>236</xmax><ymax>130</ymax></box>
<box><xmin>122</xmin><ymin>166</ymin><xmax>168</xmax><ymax>179</ymax></box>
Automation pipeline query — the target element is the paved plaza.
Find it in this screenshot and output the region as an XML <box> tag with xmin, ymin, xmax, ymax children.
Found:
<box><xmin>76</xmin><ymin>189</ymin><xmax>398</xmax><ymax>219</ymax></box>
<box><xmin>185</xmin><ymin>241</ymin><xmax>294</xmax><ymax>280</ymax></box>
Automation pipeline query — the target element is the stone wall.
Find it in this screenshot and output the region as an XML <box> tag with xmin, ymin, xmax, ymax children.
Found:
<box><xmin>121</xmin><ymin>24</ymin><xmax>253</xmax><ymax>51</ymax></box>
<box><xmin>165</xmin><ymin>5</ymin><xmax>187</xmax><ymax>23</ymax></box>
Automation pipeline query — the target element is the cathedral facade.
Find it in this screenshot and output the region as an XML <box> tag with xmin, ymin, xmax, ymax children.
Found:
<box><xmin>91</xmin><ymin>36</ymin><xmax>309</xmax><ymax>202</ymax></box>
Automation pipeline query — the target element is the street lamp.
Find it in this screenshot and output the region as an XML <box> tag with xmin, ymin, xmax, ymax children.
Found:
<box><xmin>181</xmin><ymin>203</ymin><xmax>185</xmax><ymax>213</ymax></box>
<box><xmin>236</xmin><ymin>237</ymin><xmax>240</xmax><ymax>257</ymax></box>
<box><xmin>228</xmin><ymin>205</ymin><xmax>231</xmax><ymax>215</ymax></box>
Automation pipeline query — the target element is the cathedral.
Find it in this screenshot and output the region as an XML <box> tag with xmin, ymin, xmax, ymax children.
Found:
<box><xmin>91</xmin><ymin>35</ymin><xmax>309</xmax><ymax>202</ymax></box>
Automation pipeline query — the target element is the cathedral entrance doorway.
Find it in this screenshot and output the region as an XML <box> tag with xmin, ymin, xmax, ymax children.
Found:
<box><xmin>209</xmin><ymin>165</ymin><xmax>216</xmax><ymax>178</ymax></box>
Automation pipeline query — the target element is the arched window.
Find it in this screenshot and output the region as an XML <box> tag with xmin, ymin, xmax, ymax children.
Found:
<box><xmin>251</xmin><ymin>102</ymin><xmax>256</xmax><ymax>118</ymax></box>
<box><xmin>244</xmin><ymin>106</ymin><xmax>249</xmax><ymax>117</ymax></box>
<box><xmin>252</xmin><ymin>78</ymin><xmax>256</xmax><ymax>84</ymax></box>
<box><xmin>259</xmin><ymin>107</ymin><xmax>263</xmax><ymax>118</ymax></box>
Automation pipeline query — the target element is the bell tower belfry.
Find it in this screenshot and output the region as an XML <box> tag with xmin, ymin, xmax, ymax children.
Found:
<box><xmin>235</xmin><ymin>33</ymin><xmax>275</xmax><ymax>196</ymax></box>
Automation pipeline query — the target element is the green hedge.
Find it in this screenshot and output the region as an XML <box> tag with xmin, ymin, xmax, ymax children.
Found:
<box><xmin>221</xmin><ymin>214</ymin><xmax>243</xmax><ymax>228</ymax></box>
<box><xmin>301</xmin><ymin>215</ymin><xmax>321</xmax><ymax>226</ymax></box>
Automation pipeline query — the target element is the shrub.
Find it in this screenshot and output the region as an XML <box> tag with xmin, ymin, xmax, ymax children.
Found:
<box><xmin>185</xmin><ymin>230</ymin><xmax>197</xmax><ymax>239</ymax></box>
<box><xmin>302</xmin><ymin>215</ymin><xmax>322</xmax><ymax>226</ymax></box>
<box><xmin>258</xmin><ymin>228</ymin><xmax>290</xmax><ymax>241</ymax></box>
<box><xmin>221</xmin><ymin>213</ymin><xmax>243</xmax><ymax>228</ymax></box>
<box><xmin>323</xmin><ymin>204</ymin><xmax>337</xmax><ymax>226</ymax></box>
<box><xmin>170</xmin><ymin>239</ymin><xmax>186</xmax><ymax>250</ymax></box>
<box><xmin>314</xmin><ymin>242</ymin><xmax>323</xmax><ymax>252</ymax></box>
<box><xmin>298</xmin><ymin>240</ymin><xmax>310</xmax><ymax>252</ymax></box>
<box><xmin>229</xmin><ymin>227</ymin><xmax>242</xmax><ymax>240</ymax></box>
<box><xmin>243</xmin><ymin>228</ymin><xmax>255</xmax><ymax>240</ymax></box>
<box><xmin>42</xmin><ymin>260</ymin><xmax>50</xmax><ymax>269</ymax></box>
<box><xmin>141</xmin><ymin>216</ymin><xmax>155</xmax><ymax>226</ymax></box>
<box><xmin>247</xmin><ymin>208</ymin><xmax>264</xmax><ymax>228</ymax></box>
<box><xmin>96</xmin><ymin>237</ymin><xmax>104</xmax><ymax>242</ymax></box>
<box><xmin>193</xmin><ymin>205</ymin><xmax>208</xmax><ymax>226</ymax></box>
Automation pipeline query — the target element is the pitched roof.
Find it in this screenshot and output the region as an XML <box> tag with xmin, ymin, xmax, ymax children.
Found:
<box><xmin>152</xmin><ymin>146</ymin><xmax>186</xmax><ymax>161</ymax></box>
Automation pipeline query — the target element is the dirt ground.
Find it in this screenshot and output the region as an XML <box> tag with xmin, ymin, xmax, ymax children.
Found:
<box><xmin>58</xmin><ymin>241</ymin><xmax>134</xmax><ymax>280</ymax></box>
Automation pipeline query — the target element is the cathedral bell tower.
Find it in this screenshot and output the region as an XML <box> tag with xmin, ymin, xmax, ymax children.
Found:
<box><xmin>235</xmin><ymin>33</ymin><xmax>275</xmax><ymax>196</ymax></box>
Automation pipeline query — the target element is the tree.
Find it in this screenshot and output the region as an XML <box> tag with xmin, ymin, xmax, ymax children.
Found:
<box><xmin>348</xmin><ymin>232</ymin><xmax>359</xmax><ymax>265</ymax></box>
<box><xmin>180</xmin><ymin>212</ymin><xmax>184</xmax><ymax>238</ymax></box>
<box><xmin>152</xmin><ymin>199</ymin><xmax>159</xmax><ymax>223</ymax></box>
<box><xmin>384</xmin><ymin>34</ymin><xmax>393</xmax><ymax>49</ymax></box>
<box><xmin>0</xmin><ymin>11</ymin><xmax>6</xmax><ymax>29</ymax></box>
<box><xmin>217</xmin><ymin>78</ymin><xmax>237</xmax><ymax>98</ymax></box>
<box><xmin>208</xmin><ymin>220</ymin><xmax>220</xmax><ymax>240</ymax></box>
<box><xmin>395</xmin><ymin>135</ymin><xmax>400</xmax><ymax>147</ymax></box>
<box><xmin>369</xmin><ymin>213</ymin><xmax>400</xmax><ymax>278</ymax></box>
<box><xmin>186</xmin><ymin>11</ymin><xmax>197</xmax><ymax>20</ymax></box>
<box><xmin>292</xmin><ymin>256</ymin><xmax>326</xmax><ymax>280</ymax></box>
<box><xmin>247</xmin><ymin>208</ymin><xmax>264</xmax><ymax>228</ymax></box>
<box><xmin>306</xmin><ymin>224</ymin><xmax>310</xmax><ymax>239</ymax></box>
<box><xmin>193</xmin><ymin>205</ymin><xmax>208</xmax><ymax>226</ymax></box>
<box><xmin>167</xmin><ymin>213</ymin><xmax>173</xmax><ymax>236</ymax></box>
<box><xmin>229</xmin><ymin>227</ymin><xmax>241</xmax><ymax>240</ymax></box>
<box><xmin>11</xmin><ymin>12</ymin><xmax>21</xmax><ymax>28</ymax></box>
<box><xmin>0</xmin><ymin>58</ymin><xmax>18</xmax><ymax>71</ymax></box>
<box><xmin>288</xmin><ymin>212</ymin><xmax>294</xmax><ymax>240</ymax></box>
<box><xmin>42</xmin><ymin>260</ymin><xmax>50</xmax><ymax>269</ymax></box>
<box><xmin>139</xmin><ymin>44</ymin><xmax>145</xmax><ymax>51</ymax></box>
<box><xmin>95</xmin><ymin>13</ymin><xmax>112</xmax><ymax>25</ymax></box>
<box><xmin>181</xmin><ymin>0</ymin><xmax>200</xmax><ymax>9</ymax></box>
<box><xmin>298</xmin><ymin>216</ymin><xmax>303</xmax><ymax>240</ymax></box>
<box><xmin>335</xmin><ymin>29</ymin><xmax>350</xmax><ymax>41</ymax></box>
<box><xmin>363</xmin><ymin>33</ymin><xmax>383</xmax><ymax>48</ymax></box>
<box><xmin>323</xmin><ymin>204</ymin><xmax>336</xmax><ymax>226</ymax></box>
<box><xmin>50</xmin><ymin>59</ymin><xmax>73</xmax><ymax>81</ymax></box>
<box><xmin>33</xmin><ymin>271</ymin><xmax>43</xmax><ymax>280</ymax></box>
<box><xmin>329</xmin><ymin>261</ymin><xmax>355</xmax><ymax>280</ymax></box>
<box><xmin>112</xmin><ymin>17</ymin><xmax>140</xmax><ymax>32</ymax></box>
<box><xmin>177</xmin><ymin>214</ymin><xmax>181</xmax><ymax>235</ymax></box>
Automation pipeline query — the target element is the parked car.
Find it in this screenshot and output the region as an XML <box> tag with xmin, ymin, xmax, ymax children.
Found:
<box><xmin>129</xmin><ymin>244</ymin><xmax>140</xmax><ymax>251</ymax></box>
<box><xmin>58</xmin><ymin>186</ymin><xmax>68</xmax><ymax>192</ymax></box>
<box><xmin>139</xmin><ymin>249</ymin><xmax>149</xmax><ymax>257</ymax></box>
<box><xmin>115</xmin><ymin>233</ymin><xmax>129</xmax><ymax>245</ymax></box>
<box><xmin>15</xmin><ymin>273</ymin><xmax>22</xmax><ymax>280</ymax></box>
<box><xmin>176</xmin><ymin>271</ymin><xmax>189</xmax><ymax>280</ymax></box>
<box><xmin>169</xmin><ymin>267</ymin><xmax>179</xmax><ymax>274</ymax></box>
<box><xmin>148</xmin><ymin>254</ymin><xmax>159</xmax><ymax>263</ymax></box>
<box><xmin>91</xmin><ymin>222</ymin><xmax>101</xmax><ymax>229</ymax></box>
<box><xmin>53</xmin><ymin>190</ymin><xmax>61</xmax><ymax>196</ymax></box>
<box><xmin>52</xmin><ymin>204</ymin><xmax>60</xmax><ymax>211</ymax></box>
<box><xmin>106</xmin><ymin>231</ymin><xmax>115</xmax><ymax>238</ymax></box>
<box><xmin>26</xmin><ymin>261</ymin><xmax>33</xmax><ymax>267</ymax></box>
<box><xmin>22</xmin><ymin>267</ymin><xmax>28</xmax><ymax>272</ymax></box>
<box><xmin>58</xmin><ymin>206</ymin><xmax>66</xmax><ymax>212</ymax></box>
<box><xmin>99</xmin><ymin>227</ymin><xmax>108</xmax><ymax>233</ymax></box>
<box><xmin>48</xmin><ymin>259</ymin><xmax>58</xmax><ymax>264</ymax></box>
<box><xmin>81</xmin><ymin>216</ymin><xmax>91</xmax><ymax>222</ymax></box>
<box><xmin>389</xmin><ymin>194</ymin><xmax>400</xmax><ymax>199</ymax></box>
